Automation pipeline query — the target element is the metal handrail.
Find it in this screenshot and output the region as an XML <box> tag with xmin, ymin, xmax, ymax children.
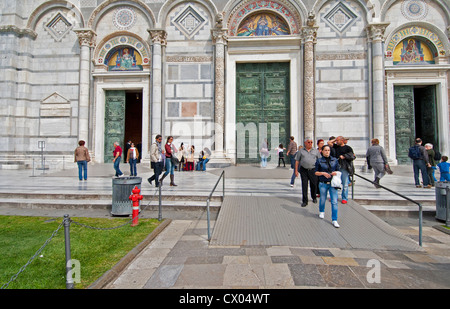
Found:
<box><xmin>206</xmin><ymin>170</ymin><xmax>225</xmax><ymax>241</ymax></box>
<box><xmin>351</xmin><ymin>172</ymin><xmax>423</xmax><ymax>246</ymax></box>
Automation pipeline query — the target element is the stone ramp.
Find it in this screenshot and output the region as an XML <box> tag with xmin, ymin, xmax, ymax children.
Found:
<box><xmin>210</xmin><ymin>196</ymin><xmax>422</xmax><ymax>251</ymax></box>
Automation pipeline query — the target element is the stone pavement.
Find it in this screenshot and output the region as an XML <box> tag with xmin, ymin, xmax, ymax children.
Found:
<box><xmin>0</xmin><ymin>162</ymin><xmax>449</xmax><ymax>289</ymax></box>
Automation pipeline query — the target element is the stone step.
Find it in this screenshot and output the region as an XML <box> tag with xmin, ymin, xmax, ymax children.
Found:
<box><xmin>363</xmin><ymin>205</ymin><xmax>436</xmax><ymax>217</ymax></box>
<box><xmin>0</xmin><ymin>191</ymin><xmax>223</xmax><ymax>202</ymax></box>
<box><xmin>0</xmin><ymin>198</ymin><xmax>222</xmax><ymax>212</ymax></box>
<box><xmin>354</xmin><ymin>198</ymin><xmax>435</xmax><ymax>206</ymax></box>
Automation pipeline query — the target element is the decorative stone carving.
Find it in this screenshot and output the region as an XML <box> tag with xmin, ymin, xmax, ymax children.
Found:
<box><xmin>366</xmin><ymin>22</ymin><xmax>389</xmax><ymax>43</ymax></box>
<box><xmin>149</xmin><ymin>29</ymin><xmax>167</xmax><ymax>46</ymax></box>
<box><xmin>74</xmin><ymin>28</ymin><xmax>96</xmax><ymax>47</ymax></box>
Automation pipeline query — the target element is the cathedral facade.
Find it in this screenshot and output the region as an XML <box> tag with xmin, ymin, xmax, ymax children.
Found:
<box><xmin>1</xmin><ymin>0</ymin><xmax>449</xmax><ymax>167</ymax></box>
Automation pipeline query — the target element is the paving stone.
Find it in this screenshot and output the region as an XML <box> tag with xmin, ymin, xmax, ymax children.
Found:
<box><xmin>174</xmin><ymin>264</ymin><xmax>226</xmax><ymax>287</ymax></box>
<box><xmin>316</xmin><ymin>265</ymin><xmax>365</xmax><ymax>288</ymax></box>
<box><xmin>288</xmin><ymin>264</ymin><xmax>327</xmax><ymax>287</ymax></box>
<box><xmin>322</xmin><ymin>256</ymin><xmax>359</xmax><ymax>266</ymax></box>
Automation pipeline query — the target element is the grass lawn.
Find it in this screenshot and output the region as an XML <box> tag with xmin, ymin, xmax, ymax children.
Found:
<box><xmin>0</xmin><ymin>215</ymin><xmax>161</xmax><ymax>289</ymax></box>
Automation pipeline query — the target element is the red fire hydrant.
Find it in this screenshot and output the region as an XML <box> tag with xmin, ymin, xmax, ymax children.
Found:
<box><xmin>129</xmin><ymin>186</ymin><xmax>143</xmax><ymax>227</ymax></box>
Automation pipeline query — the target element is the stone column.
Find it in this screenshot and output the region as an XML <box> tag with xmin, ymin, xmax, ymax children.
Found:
<box><xmin>211</xmin><ymin>28</ymin><xmax>227</xmax><ymax>155</ymax></box>
<box><xmin>367</xmin><ymin>23</ymin><xmax>389</xmax><ymax>147</ymax></box>
<box><xmin>148</xmin><ymin>29</ymin><xmax>167</xmax><ymax>139</ymax></box>
<box><xmin>74</xmin><ymin>29</ymin><xmax>96</xmax><ymax>144</ymax></box>
<box><xmin>302</xmin><ymin>26</ymin><xmax>318</xmax><ymax>141</ymax></box>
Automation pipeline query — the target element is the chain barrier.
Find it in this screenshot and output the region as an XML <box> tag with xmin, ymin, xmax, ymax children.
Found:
<box><xmin>1</xmin><ymin>221</ymin><xmax>64</xmax><ymax>289</ymax></box>
<box><xmin>1</xmin><ymin>186</ymin><xmax>161</xmax><ymax>289</ymax></box>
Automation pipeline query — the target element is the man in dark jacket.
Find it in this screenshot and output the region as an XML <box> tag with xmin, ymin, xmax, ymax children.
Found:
<box><xmin>408</xmin><ymin>138</ymin><xmax>431</xmax><ymax>188</ymax></box>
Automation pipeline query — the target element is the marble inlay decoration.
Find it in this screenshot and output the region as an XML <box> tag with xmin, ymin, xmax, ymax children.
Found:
<box><xmin>172</xmin><ymin>5</ymin><xmax>207</xmax><ymax>39</ymax></box>
<box><xmin>113</xmin><ymin>7</ymin><xmax>137</xmax><ymax>30</ymax></box>
<box><xmin>401</xmin><ymin>0</ymin><xmax>429</xmax><ymax>20</ymax></box>
<box><xmin>44</xmin><ymin>12</ymin><xmax>73</xmax><ymax>42</ymax></box>
<box><xmin>323</xmin><ymin>2</ymin><xmax>358</xmax><ymax>33</ymax></box>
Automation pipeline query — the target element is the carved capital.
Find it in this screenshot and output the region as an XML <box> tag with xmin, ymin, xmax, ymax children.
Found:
<box><xmin>302</xmin><ymin>26</ymin><xmax>318</xmax><ymax>43</ymax></box>
<box><xmin>211</xmin><ymin>29</ymin><xmax>228</xmax><ymax>45</ymax></box>
<box><xmin>148</xmin><ymin>29</ymin><xmax>167</xmax><ymax>46</ymax></box>
<box><xmin>74</xmin><ymin>28</ymin><xmax>96</xmax><ymax>47</ymax></box>
<box><xmin>366</xmin><ymin>22</ymin><xmax>389</xmax><ymax>42</ymax></box>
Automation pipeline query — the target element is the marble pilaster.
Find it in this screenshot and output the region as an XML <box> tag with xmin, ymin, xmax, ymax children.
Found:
<box><xmin>211</xmin><ymin>28</ymin><xmax>227</xmax><ymax>155</ymax></box>
<box><xmin>148</xmin><ymin>29</ymin><xmax>167</xmax><ymax>139</ymax></box>
<box><xmin>302</xmin><ymin>26</ymin><xmax>318</xmax><ymax>141</ymax></box>
<box><xmin>74</xmin><ymin>29</ymin><xmax>96</xmax><ymax>144</ymax></box>
<box><xmin>367</xmin><ymin>23</ymin><xmax>389</xmax><ymax>148</ymax></box>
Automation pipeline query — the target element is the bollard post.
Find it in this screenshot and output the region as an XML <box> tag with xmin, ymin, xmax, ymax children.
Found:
<box><xmin>63</xmin><ymin>214</ymin><xmax>74</xmax><ymax>289</ymax></box>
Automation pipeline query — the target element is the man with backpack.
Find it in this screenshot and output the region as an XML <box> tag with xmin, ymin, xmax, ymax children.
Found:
<box><xmin>408</xmin><ymin>138</ymin><xmax>431</xmax><ymax>188</ymax></box>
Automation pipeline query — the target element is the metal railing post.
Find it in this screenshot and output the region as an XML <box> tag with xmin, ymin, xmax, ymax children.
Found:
<box><xmin>353</xmin><ymin>173</ymin><xmax>423</xmax><ymax>247</ymax></box>
<box><xmin>63</xmin><ymin>214</ymin><xmax>74</xmax><ymax>289</ymax></box>
<box><xmin>207</xmin><ymin>198</ymin><xmax>211</xmax><ymax>241</ymax></box>
<box><xmin>206</xmin><ymin>170</ymin><xmax>225</xmax><ymax>242</ymax></box>
<box><xmin>158</xmin><ymin>184</ymin><xmax>162</xmax><ymax>221</ymax></box>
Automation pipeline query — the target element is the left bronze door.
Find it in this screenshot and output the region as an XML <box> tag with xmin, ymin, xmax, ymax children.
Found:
<box><xmin>104</xmin><ymin>90</ymin><xmax>126</xmax><ymax>162</ymax></box>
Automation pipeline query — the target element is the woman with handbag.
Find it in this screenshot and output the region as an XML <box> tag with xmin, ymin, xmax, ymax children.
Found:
<box><xmin>315</xmin><ymin>145</ymin><xmax>341</xmax><ymax>228</ymax></box>
<box><xmin>365</xmin><ymin>138</ymin><xmax>389</xmax><ymax>188</ymax></box>
<box><xmin>160</xmin><ymin>136</ymin><xmax>177</xmax><ymax>186</ymax></box>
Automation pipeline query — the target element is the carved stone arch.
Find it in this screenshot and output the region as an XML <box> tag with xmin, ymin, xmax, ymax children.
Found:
<box><xmin>157</xmin><ymin>0</ymin><xmax>218</xmax><ymax>29</ymax></box>
<box><xmin>311</xmin><ymin>0</ymin><xmax>373</xmax><ymax>24</ymax></box>
<box><xmin>93</xmin><ymin>31</ymin><xmax>152</xmax><ymax>69</ymax></box>
<box><xmin>225</xmin><ymin>0</ymin><xmax>303</xmax><ymax>36</ymax></box>
<box><xmin>87</xmin><ymin>0</ymin><xmax>156</xmax><ymax>30</ymax></box>
<box><xmin>385</xmin><ymin>22</ymin><xmax>449</xmax><ymax>59</ymax></box>
<box><xmin>27</xmin><ymin>0</ymin><xmax>85</xmax><ymax>30</ymax></box>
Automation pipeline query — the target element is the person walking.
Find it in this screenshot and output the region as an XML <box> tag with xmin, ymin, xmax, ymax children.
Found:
<box><xmin>126</xmin><ymin>142</ymin><xmax>139</xmax><ymax>176</ymax></box>
<box><xmin>334</xmin><ymin>136</ymin><xmax>355</xmax><ymax>204</ymax></box>
<box><xmin>148</xmin><ymin>135</ymin><xmax>164</xmax><ymax>187</ymax></box>
<box><xmin>112</xmin><ymin>141</ymin><xmax>124</xmax><ymax>178</ymax></box>
<box><xmin>295</xmin><ymin>138</ymin><xmax>320</xmax><ymax>207</ymax></box>
<box><xmin>425</xmin><ymin>143</ymin><xmax>436</xmax><ymax>187</ymax></box>
<box><xmin>74</xmin><ymin>140</ymin><xmax>90</xmax><ymax>181</ymax></box>
<box><xmin>276</xmin><ymin>144</ymin><xmax>286</xmax><ymax>167</ymax></box>
<box><xmin>315</xmin><ymin>145</ymin><xmax>341</xmax><ymax>228</ymax></box>
<box><xmin>287</xmin><ymin>136</ymin><xmax>298</xmax><ymax>169</ymax></box>
<box><xmin>260</xmin><ymin>138</ymin><xmax>269</xmax><ymax>168</ymax></box>
<box><xmin>408</xmin><ymin>138</ymin><xmax>431</xmax><ymax>188</ymax></box>
<box><xmin>365</xmin><ymin>138</ymin><xmax>388</xmax><ymax>188</ymax></box>
<box><xmin>160</xmin><ymin>136</ymin><xmax>177</xmax><ymax>186</ymax></box>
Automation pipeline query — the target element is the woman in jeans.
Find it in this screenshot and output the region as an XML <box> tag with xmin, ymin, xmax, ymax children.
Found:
<box><xmin>74</xmin><ymin>140</ymin><xmax>90</xmax><ymax>180</ymax></box>
<box><xmin>160</xmin><ymin>136</ymin><xmax>177</xmax><ymax>186</ymax></box>
<box><xmin>126</xmin><ymin>142</ymin><xmax>139</xmax><ymax>177</ymax></box>
<box><xmin>315</xmin><ymin>145</ymin><xmax>341</xmax><ymax>228</ymax></box>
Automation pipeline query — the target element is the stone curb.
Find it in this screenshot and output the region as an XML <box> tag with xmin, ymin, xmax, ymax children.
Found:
<box><xmin>433</xmin><ymin>224</ymin><xmax>450</xmax><ymax>235</ymax></box>
<box><xmin>88</xmin><ymin>218</ymin><xmax>172</xmax><ymax>289</ymax></box>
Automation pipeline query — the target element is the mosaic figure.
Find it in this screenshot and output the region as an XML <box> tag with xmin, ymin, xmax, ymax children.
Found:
<box><xmin>237</xmin><ymin>12</ymin><xmax>289</xmax><ymax>36</ymax></box>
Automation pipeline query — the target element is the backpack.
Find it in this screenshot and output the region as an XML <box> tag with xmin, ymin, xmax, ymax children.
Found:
<box><xmin>434</xmin><ymin>150</ymin><xmax>442</xmax><ymax>161</ymax></box>
<box><xmin>408</xmin><ymin>145</ymin><xmax>421</xmax><ymax>160</ymax></box>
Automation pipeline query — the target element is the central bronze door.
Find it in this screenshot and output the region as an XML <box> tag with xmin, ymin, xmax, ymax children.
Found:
<box><xmin>236</xmin><ymin>62</ymin><xmax>290</xmax><ymax>164</ymax></box>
